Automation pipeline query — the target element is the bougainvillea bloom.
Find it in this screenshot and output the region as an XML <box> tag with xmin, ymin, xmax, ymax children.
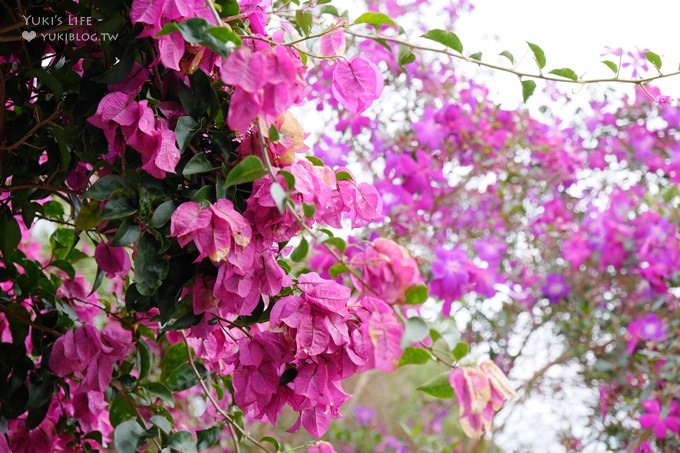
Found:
<box><xmin>170</xmin><ymin>200</ymin><xmax>252</xmax><ymax>263</ymax></box>
<box><xmin>626</xmin><ymin>314</ymin><xmax>668</xmax><ymax>354</ymax></box>
<box><xmin>449</xmin><ymin>361</ymin><xmax>517</xmax><ymax>438</ymax></box>
<box><xmin>331</xmin><ymin>56</ymin><xmax>384</xmax><ymax>113</ymax></box>
<box><xmin>349</xmin><ymin>238</ymin><xmax>421</xmax><ymax>304</ymax></box>
<box><xmin>541</xmin><ymin>273</ymin><xmax>570</xmax><ymax>304</ymax></box>
<box><xmin>94</xmin><ymin>241</ymin><xmax>131</xmax><ymax>278</ymax></box>
<box><xmin>638</xmin><ymin>399</ymin><xmax>680</xmax><ymax>439</ymax></box>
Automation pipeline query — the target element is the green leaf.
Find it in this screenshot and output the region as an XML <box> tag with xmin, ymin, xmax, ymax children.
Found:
<box><xmin>399</xmin><ymin>347</ymin><xmax>431</xmax><ymax>366</ymax></box>
<box><xmin>417</xmin><ymin>373</ymin><xmax>454</xmax><ymax>398</ymax></box>
<box><xmin>146</xmin><ymin>383</ymin><xmax>175</xmax><ymax>408</ymax></box>
<box><xmin>178</xmin><ymin>71</ymin><xmax>214</xmax><ymax>119</ymax></box>
<box><xmin>521</xmin><ymin>79</ymin><xmax>536</xmax><ymax>103</ymax></box>
<box><xmin>191</xmin><ymin>185</ymin><xmax>215</xmax><ymax>203</ymax></box>
<box><xmin>399</xmin><ymin>49</ymin><xmax>416</xmax><ymax>70</ymax></box>
<box><xmin>204</xmin><ymin>25</ymin><xmax>242</xmax><ymax>48</ymax></box>
<box><xmin>320</xmin><ymin>5</ymin><xmax>339</xmax><ymax>16</ymax></box>
<box><xmin>422</xmin><ymin>29</ymin><xmax>463</xmax><ymax>53</ymax></box>
<box><xmin>50</xmin><ymin>228</ymin><xmax>76</xmax><ymax>252</ymax></box>
<box><xmin>549</xmin><ymin>67</ymin><xmax>578</xmax><ymax>81</ymax></box>
<box><xmin>157</xmin><ymin>19</ymin><xmax>240</xmax><ymax>56</ymax></box>
<box><xmin>25</xmin><ymin>69</ymin><xmax>63</xmax><ymax>99</ymax></box>
<box><xmin>305</xmin><ymin>155</ymin><xmax>324</xmax><ymax>166</ymax></box>
<box><xmin>527</xmin><ymin>42</ymin><xmax>546</xmax><ymax>69</ymax></box>
<box><xmin>216</xmin><ymin>0</ymin><xmax>240</xmax><ymax>15</ymax></box>
<box><xmin>136</xmin><ymin>338</ymin><xmax>153</xmax><ymax>380</ymax></box>
<box><xmin>150</xmin><ymin>415</ymin><xmax>173</xmax><ymax>434</ymax></box>
<box><xmin>197</xmin><ymin>427</ymin><xmax>220</xmax><ymax>450</ymax></box>
<box><xmin>113</xmin><ymin>420</ymin><xmax>145</xmax><ymax>453</ymax></box>
<box><xmin>335</xmin><ymin>170</ymin><xmax>353</xmax><ymax>181</ymax></box>
<box><xmin>42</xmin><ymin>200</ymin><xmax>64</xmax><ymax>220</ymax></box>
<box><xmin>111</xmin><ymin>219</ymin><xmax>141</xmax><ymax>246</ymax></box>
<box><xmin>644</xmin><ymin>51</ymin><xmax>662</xmax><ymax>71</ymax></box>
<box><xmin>0</xmin><ymin>209</ymin><xmax>21</xmax><ymax>258</ymax></box>
<box><xmin>302</xmin><ymin>203</ymin><xmax>316</xmax><ymax>218</ymax></box>
<box><xmin>291</xmin><ymin>238</ymin><xmax>309</xmax><ymax>262</ymax></box>
<box><xmin>90</xmin><ymin>268</ymin><xmax>105</xmax><ymax>295</ymax></box>
<box><xmin>175</xmin><ymin>116</ymin><xmax>199</xmax><ymax>153</ymax></box>
<box><xmin>109</xmin><ymin>395</ymin><xmax>136</xmax><ymax>428</ymax></box>
<box><xmin>134</xmin><ymin>235</ymin><xmax>169</xmax><ymax>296</ymax></box>
<box><xmin>499</xmin><ymin>50</ymin><xmax>515</xmax><ymax>64</ymax></box>
<box><xmin>295</xmin><ymin>9</ymin><xmax>313</xmax><ymax>35</ymax></box>
<box><xmin>398</xmin><ymin>48</ymin><xmax>416</xmax><ymax>69</ymax></box>
<box><xmin>101</xmin><ymin>197</ymin><xmax>137</xmax><ymax>220</ymax></box>
<box><xmin>165</xmin><ymin>365</ymin><xmax>200</xmax><ymax>392</ymax></box>
<box><xmin>328</xmin><ymin>263</ymin><xmax>348</xmax><ymax>278</ymax></box>
<box><xmin>168</xmin><ymin>431</ymin><xmax>197</xmax><ymax>453</ymax></box>
<box><xmin>85</xmin><ymin>175</ymin><xmax>131</xmax><ymax>201</ymax></box>
<box><xmin>50</xmin><ymin>259</ymin><xmax>76</xmax><ymax>279</ymax></box>
<box><xmin>322</xmin><ymin>237</ymin><xmax>346</xmax><ymax>253</ymax></box>
<box><xmin>75</xmin><ymin>201</ymin><xmax>102</xmax><ymax>230</ymax></box>
<box><xmin>401</xmin><ymin>316</ymin><xmax>429</xmax><ymax>348</ymax></box>
<box><xmin>268</xmin><ymin>125</ymin><xmax>280</xmax><ymax>142</ymax></box>
<box><xmin>150</xmin><ymin>201</ymin><xmax>177</xmax><ymax>229</ymax></box>
<box><xmin>279</xmin><ymin>170</ymin><xmax>296</xmax><ymax>190</ymax></box>
<box><xmin>270</xmin><ymin>182</ymin><xmax>287</xmax><ymax>214</ymax></box>
<box><xmin>452</xmin><ymin>341</ymin><xmax>470</xmax><ymax>361</ymax></box>
<box><xmin>225</xmin><ymin>156</ymin><xmax>267</xmax><ymax>187</ymax></box>
<box><xmin>405</xmin><ymin>284</ymin><xmax>428</xmax><ymax>305</ymax></box>
<box><xmin>602</xmin><ymin>60</ymin><xmax>618</xmax><ymax>74</ymax></box>
<box><xmin>354</xmin><ymin>12</ymin><xmax>397</xmax><ymax>28</ymax></box>
<box><xmin>183</xmin><ymin>153</ymin><xmax>215</xmax><ymax>176</ymax></box>
<box><xmin>261</xmin><ymin>436</ymin><xmax>281</xmax><ymax>451</ymax></box>
<box><xmin>469</xmin><ymin>52</ymin><xmax>482</xmax><ymax>61</ymax></box>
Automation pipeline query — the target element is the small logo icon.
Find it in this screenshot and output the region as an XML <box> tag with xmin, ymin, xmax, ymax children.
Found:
<box><xmin>22</xmin><ymin>30</ymin><xmax>37</xmax><ymax>41</ymax></box>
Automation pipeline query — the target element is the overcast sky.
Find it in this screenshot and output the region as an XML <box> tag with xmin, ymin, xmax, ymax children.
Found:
<box><xmin>453</xmin><ymin>0</ymin><xmax>680</xmax><ymax>107</ymax></box>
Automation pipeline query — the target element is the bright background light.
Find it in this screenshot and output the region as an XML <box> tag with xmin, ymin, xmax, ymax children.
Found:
<box><xmin>454</xmin><ymin>0</ymin><xmax>680</xmax><ymax>108</ymax></box>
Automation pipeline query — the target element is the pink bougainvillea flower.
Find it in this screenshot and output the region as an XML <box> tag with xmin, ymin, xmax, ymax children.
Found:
<box><xmin>170</xmin><ymin>200</ymin><xmax>251</xmax><ymax>263</ymax></box>
<box><xmin>306</xmin><ymin>441</ymin><xmax>336</xmax><ymax>453</ymax></box>
<box><xmin>49</xmin><ymin>324</ymin><xmax>102</xmax><ymax>377</ymax></box>
<box><xmin>220</xmin><ymin>45</ymin><xmax>306</xmax><ymax>132</ymax></box>
<box><xmin>331</xmin><ymin>56</ymin><xmax>384</xmax><ymax>113</ymax></box>
<box><xmin>626</xmin><ymin>313</ymin><xmax>668</xmax><ymax>354</ymax></box>
<box><xmin>349</xmin><ymin>238</ymin><xmax>421</xmax><ymax>304</ymax></box>
<box><xmin>449</xmin><ymin>361</ymin><xmax>516</xmax><ymax>439</ymax></box>
<box><xmin>638</xmin><ymin>399</ymin><xmax>680</xmax><ymax>439</ymax></box>
<box><xmin>319</xmin><ymin>30</ymin><xmax>346</xmax><ymax>57</ymax></box>
<box><xmin>541</xmin><ymin>273</ymin><xmax>570</xmax><ymax>304</ymax></box>
<box><xmin>94</xmin><ymin>241</ymin><xmax>131</xmax><ymax>278</ymax></box>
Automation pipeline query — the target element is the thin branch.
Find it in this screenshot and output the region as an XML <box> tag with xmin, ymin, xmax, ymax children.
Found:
<box><xmin>0</xmin><ymin>182</ymin><xmax>81</xmax><ymax>195</ymax></box>
<box><xmin>181</xmin><ymin>331</ymin><xmax>272</xmax><ymax>453</ymax></box>
<box><xmin>114</xmin><ymin>384</ymin><xmax>164</xmax><ymax>452</ymax></box>
<box><xmin>0</xmin><ymin>108</ymin><xmax>62</xmax><ymax>152</ymax></box>
<box><xmin>345</xmin><ymin>30</ymin><xmax>680</xmax><ymax>86</ymax></box>
<box><xmin>0</xmin><ymin>303</ymin><xmax>62</xmax><ymax>337</ymax></box>
<box><xmin>205</xmin><ymin>0</ymin><xmax>222</xmax><ymax>26</ymax></box>
<box><xmin>285</xmin><ymin>24</ymin><xmax>345</xmax><ymax>47</ymax></box>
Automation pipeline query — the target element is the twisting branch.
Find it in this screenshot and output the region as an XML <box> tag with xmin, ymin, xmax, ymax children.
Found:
<box><xmin>0</xmin><ymin>108</ymin><xmax>62</xmax><ymax>152</ymax></box>
<box><xmin>180</xmin><ymin>331</ymin><xmax>272</xmax><ymax>453</ymax></box>
<box><xmin>345</xmin><ymin>30</ymin><xmax>680</xmax><ymax>86</ymax></box>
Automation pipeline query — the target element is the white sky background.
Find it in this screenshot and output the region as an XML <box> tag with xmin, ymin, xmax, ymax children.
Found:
<box><xmin>453</xmin><ymin>0</ymin><xmax>680</xmax><ymax>109</ymax></box>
